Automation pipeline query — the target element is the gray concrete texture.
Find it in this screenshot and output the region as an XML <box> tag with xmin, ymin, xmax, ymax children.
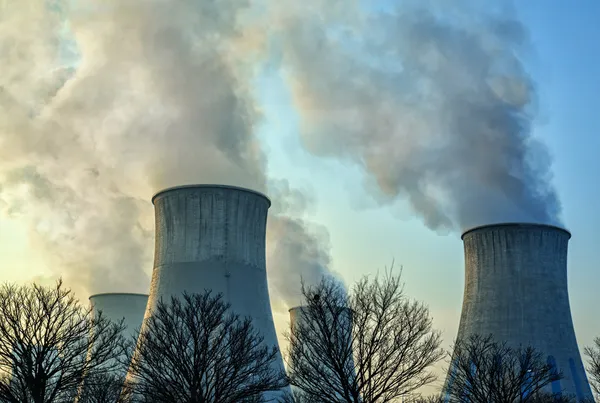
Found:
<box><xmin>450</xmin><ymin>223</ymin><xmax>592</xmax><ymax>400</ymax></box>
<box><xmin>89</xmin><ymin>293</ymin><xmax>149</xmax><ymax>342</ymax></box>
<box><xmin>134</xmin><ymin>185</ymin><xmax>289</xmax><ymax>398</ymax></box>
<box><xmin>88</xmin><ymin>293</ymin><xmax>148</xmax><ymax>382</ymax></box>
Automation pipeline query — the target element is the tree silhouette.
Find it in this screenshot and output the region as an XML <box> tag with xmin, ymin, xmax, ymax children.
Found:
<box><xmin>286</xmin><ymin>268</ymin><xmax>443</xmax><ymax>403</ymax></box>
<box><xmin>584</xmin><ymin>337</ymin><xmax>600</xmax><ymax>399</ymax></box>
<box><xmin>0</xmin><ymin>280</ymin><xmax>128</xmax><ymax>403</ymax></box>
<box><xmin>444</xmin><ymin>334</ymin><xmax>564</xmax><ymax>403</ymax></box>
<box><xmin>126</xmin><ymin>291</ymin><xmax>287</xmax><ymax>403</ymax></box>
<box><xmin>76</xmin><ymin>373</ymin><xmax>130</xmax><ymax>403</ymax></box>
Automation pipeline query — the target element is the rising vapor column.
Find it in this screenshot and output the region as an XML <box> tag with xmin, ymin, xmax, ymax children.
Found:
<box><xmin>447</xmin><ymin>223</ymin><xmax>592</xmax><ymax>399</ymax></box>
<box><xmin>136</xmin><ymin>184</ymin><xmax>289</xmax><ymax>397</ymax></box>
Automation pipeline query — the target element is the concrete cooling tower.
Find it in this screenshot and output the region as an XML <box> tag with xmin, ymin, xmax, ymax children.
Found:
<box><xmin>289</xmin><ymin>306</ymin><xmax>356</xmax><ymax>400</ymax></box>
<box><xmin>89</xmin><ymin>293</ymin><xmax>149</xmax><ymax>342</ymax></box>
<box><xmin>77</xmin><ymin>294</ymin><xmax>148</xmax><ymax>402</ymax></box>
<box><xmin>89</xmin><ymin>293</ymin><xmax>148</xmax><ymax>378</ymax></box>
<box><xmin>446</xmin><ymin>223</ymin><xmax>592</xmax><ymax>400</ymax></box>
<box><xmin>132</xmin><ymin>184</ymin><xmax>288</xmax><ymax>398</ymax></box>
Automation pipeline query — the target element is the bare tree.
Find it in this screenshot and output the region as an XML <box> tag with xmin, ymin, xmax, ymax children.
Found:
<box><xmin>405</xmin><ymin>396</ymin><xmax>445</xmax><ymax>403</ymax></box>
<box><xmin>444</xmin><ymin>334</ymin><xmax>563</xmax><ymax>403</ymax></box>
<box><xmin>0</xmin><ymin>280</ymin><xmax>128</xmax><ymax>403</ymax></box>
<box><xmin>126</xmin><ymin>291</ymin><xmax>288</xmax><ymax>403</ymax></box>
<box><xmin>584</xmin><ymin>338</ymin><xmax>600</xmax><ymax>399</ymax></box>
<box><xmin>76</xmin><ymin>373</ymin><xmax>129</xmax><ymax>403</ymax></box>
<box><xmin>408</xmin><ymin>394</ymin><xmax>582</xmax><ymax>403</ymax></box>
<box><xmin>527</xmin><ymin>393</ymin><xmax>588</xmax><ymax>403</ymax></box>
<box><xmin>285</xmin><ymin>268</ymin><xmax>444</xmax><ymax>403</ymax></box>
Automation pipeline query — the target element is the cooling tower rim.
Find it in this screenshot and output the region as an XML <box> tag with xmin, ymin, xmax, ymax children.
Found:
<box><xmin>151</xmin><ymin>184</ymin><xmax>271</xmax><ymax>206</ymax></box>
<box><xmin>89</xmin><ymin>292</ymin><xmax>149</xmax><ymax>301</ymax></box>
<box><xmin>461</xmin><ymin>222</ymin><xmax>571</xmax><ymax>240</ymax></box>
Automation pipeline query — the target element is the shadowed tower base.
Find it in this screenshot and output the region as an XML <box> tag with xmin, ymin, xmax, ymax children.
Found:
<box><xmin>445</xmin><ymin>223</ymin><xmax>592</xmax><ymax>400</ymax></box>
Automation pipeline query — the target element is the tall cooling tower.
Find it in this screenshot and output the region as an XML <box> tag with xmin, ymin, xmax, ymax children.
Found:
<box><xmin>447</xmin><ymin>223</ymin><xmax>592</xmax><ymax>400</ymax></box>
<box><xmin>289</xmin><ymin>306</ymin><xmax>356</xmax><ymax>400</ymax></box>
<box><xmin>88</xmin><ymin>293</ymin><xmax>148</xmax><ymax>382</ymax></box>
<box><xmin>78</xmin><ymin>294</ymin><xmax>147</xmax><ymax>402</ymax></box>
<box><xmin>134</xmin><ymin>185</ymin><xmax>288</xmax><ymax>398</ymax></box>
<box><xmin>90</xmin><ymin>293</ymin><xmax>149</xmax><ymax>342</ymax></box>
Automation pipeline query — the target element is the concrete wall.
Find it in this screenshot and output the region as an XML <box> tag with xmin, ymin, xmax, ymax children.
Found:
<box><xmin>134</xmin><ymin>185</ymin><xmax>289</xmax><ymax>399</ymax></box>
<box><xmin>89</xmin><ymin>293</ymin><xmax>148</xmax><ymax>343</ymax></box>
<box><xmin>449</xmin><ymin>223</ymin><xmax>592</xmax><ymax>400</ymax></box>
<box><xmin>89</xmin><ymin>293</ymin><xmax>148</xmax><ymax>382</ymax></box>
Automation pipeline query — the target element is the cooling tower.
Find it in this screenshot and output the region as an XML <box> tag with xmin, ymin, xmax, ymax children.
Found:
<box><xmin>86</xmin><ymin>293</ymin><xmax>148</xmax><ymax>394</ymax></box>
<box><xmin>132</xmin><ymin>184</ymin><xmax>288</xmax><ymax>398</ymax></box>
<box><xmin>447</xmin><ymin>223</ymin><xmax>592</xmax><ymax>400</ymax></box>
<box><xmin>89</xmin><ymin>293</ymin><xmax>149</xmax><ymax>343</ymax></box>
<box><xmin>289</xmin><ymin>306</ymin><xmax>356</xmax><ymax>400</ymax></box>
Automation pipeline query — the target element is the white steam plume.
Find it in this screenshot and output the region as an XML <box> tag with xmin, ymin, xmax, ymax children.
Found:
<box><xmin>0</xmin><ymin>0</ymin><xmax>333</xmax><ymax>304</ymax></box>
<box><xmin>267</xmin><ymin>179</ymin><xmax>341</xmax><ymax>310</ymax></box>
<box><xmin>272</xmin><ymin>0</ymin><xmax>562</xmax><ymax>231</ymax></box>
<box><xmin>1</xmin><ymin>0</ymin><xmax>561</xmax><ymax>305</ymax></box>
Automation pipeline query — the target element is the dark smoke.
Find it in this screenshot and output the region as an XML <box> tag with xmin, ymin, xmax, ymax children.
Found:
<box><xmin>272</xmin><ymin>0</ymin><xmax>562</xmax><ymax>231</ymax></box>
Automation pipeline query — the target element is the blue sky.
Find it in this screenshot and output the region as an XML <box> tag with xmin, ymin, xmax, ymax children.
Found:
<box><xmin>259</xmin><ymin>0</ymin><xmax>600</xmax><ymax>358</ymax></box>
<box><xmin>517</xmin><ymin>1</ymin><xmax>600</xmax><ymax>346</ymax></box>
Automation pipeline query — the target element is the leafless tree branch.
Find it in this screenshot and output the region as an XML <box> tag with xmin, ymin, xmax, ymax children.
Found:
<box><xmin>285</xmin><ymin>265</ymin><xmax>444</xmax><ymax>403</ymax></box>
<box><xmin>444</xmin><ymin>334</ymin><xmax>564</xmax><ymax>403</ymax></box>
<box><xmin>126</xmin><ymin>291</ymin><xmax>288</xmax><ymax>403</ymax></box>
<box><xmin>0</xmin><ymin>280</ymin><xmax>128</xmax><ymax>403</ymax></box>
<box><xmin>584</xmin><ymin>338</ymin><xmax>600</xmax><ymax>399</ymax></box>
<box><xmin>76</xmin><ymin>373</ymin><xmax>133</xmax><ymax>403</ymax></box>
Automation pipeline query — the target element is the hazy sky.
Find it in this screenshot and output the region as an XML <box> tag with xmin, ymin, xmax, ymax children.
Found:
<box><xmin>0</xmin><ymin>0</ymin><xmax>599</xmax><ymax>392</ymax></box>
<box><xmin>260</xmin><ymin>0</ymin><xmax>600</xmax><ymax>386</ymax></box>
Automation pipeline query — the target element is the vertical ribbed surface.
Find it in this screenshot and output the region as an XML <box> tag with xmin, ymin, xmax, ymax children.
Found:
<box><xmin>133</xmin><ymin>185</ymin><xmax>288</xmax><ymax>399</ymax></box>
<box><xmin>146</xmin><ymin>186</ymin><xmax>275</xmax><ymax>327</ymax></box>
<box><xmin>449</xmin><ymin>223</ymin><xmax>592</xmax><ymax>399</ymax></box>
<box><xmin>152</xmin><ymin>186</ymin><xmax>268</xmax><ymax>268</ymax></box>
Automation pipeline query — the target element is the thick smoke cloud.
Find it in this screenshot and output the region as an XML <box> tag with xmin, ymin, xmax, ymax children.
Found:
<box><xmin>0</xmin><ymin>0</ymin><xmax>332</xmax><ymax>304</ymax></box>
<box><xmin>0</xmin><ymin>0</ymin><xmax>562</xmax><ymax>304</ymax></box>
<box><xmin>267</xmin><ymin>179</ymin><xmax>341</xmax><ymax>309</ymax></box>
<box><xmin>273</xmin><ymin>0</ymin><xmax>562</xmax><ymax>231</ymax></box>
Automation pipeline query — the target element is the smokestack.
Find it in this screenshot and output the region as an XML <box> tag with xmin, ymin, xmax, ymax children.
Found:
<box><xmin>289</xmin><ymin>305</ymin><xmax>356</xmax><ymax>399</ymax></box>
<box><xmin>447</xmin><ymin>223</ymin><xmax>592</xmax><ymax>399</ymax></box>
<box><xmin>132</xmin><ymin>184</ymin><xmax>289</xmax><ymax>398</ymax></box>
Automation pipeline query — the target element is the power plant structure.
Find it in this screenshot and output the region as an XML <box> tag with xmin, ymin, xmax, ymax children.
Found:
<box><xmin>89</xmin><ymin>293</ymin><xmax>149</xmax><ymax>375</ymax></box>
<box><xmin>89</xmin><ymin>293</ymin><xmax>149</xmax><ymax>342</ymax></box>
<box><xmin>127</xmin><ymin>184</ymin><xmax>289</xmax><ymax>399</ymax></box>
<box><xmin>445</xmin><ymin>223</ymin><xmax>593</xmax><ymax>400</ymax></box>
<box><xmin>289</xmin><ymin>305</ymin><xmax>356</xmax><ymax>400</ymax></box>
<box><xmin>78</xmin><ymin>293</ymin><xmax>149</xmax><ymax>402</ymax></box>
